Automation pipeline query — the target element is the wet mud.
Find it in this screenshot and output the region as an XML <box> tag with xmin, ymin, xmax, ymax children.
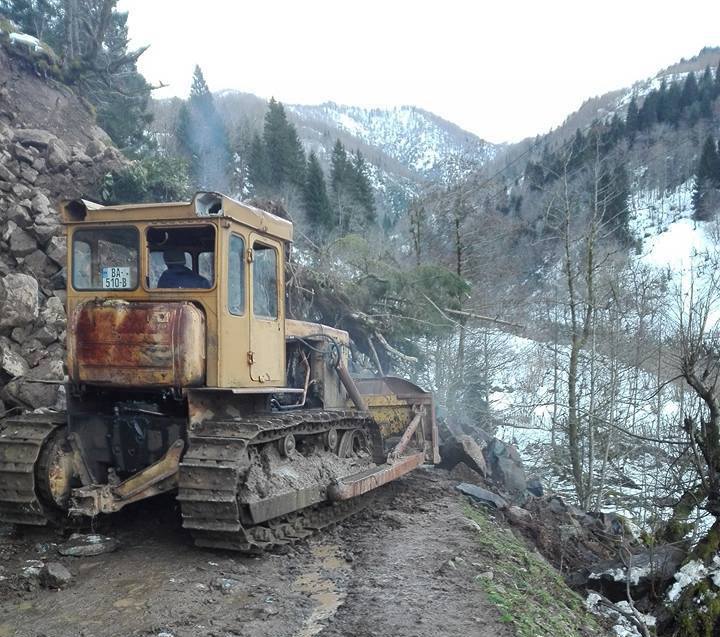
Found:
<box><xmin>0</xmin><ymin>470</ymin><xmax>512</xmax><ymax>637</ymax></box>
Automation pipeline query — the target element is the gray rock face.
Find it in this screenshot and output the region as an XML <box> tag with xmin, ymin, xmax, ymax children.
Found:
<box><xmin>0</xmin><ymin>273</ymin><xmax>39</xmax><ymax>329</ymax></box>
<box><xmin>39</xmin><ymin>561</ymin><xmax>72</xmax><ymax>589</ymax></box>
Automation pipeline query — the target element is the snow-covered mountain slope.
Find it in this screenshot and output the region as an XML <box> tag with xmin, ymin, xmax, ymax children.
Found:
<box><xmin>205</xmin><ymin>91</ymin><xmax>499</xmax><ymax>221</ymax></box>
<box><xmin>289</xmin><ymin>102</ymin><xmax>499</xmax><ymax>183</ymax></box>
<box><xmin>550</xmin><ymin>47</ymin><xmax>720</xmax><ymax>142</ymax></box>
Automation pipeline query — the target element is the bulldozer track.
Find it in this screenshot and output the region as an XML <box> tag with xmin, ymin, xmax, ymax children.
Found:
<box><xmin>0</xmin><ymin>411</ymin><xmax>67</xmax><ymax>526</ymax></box>
<box><xmin>178</xmin><ymin>409</ymin><xmax>380</xmax><ymax>551</ymax></box>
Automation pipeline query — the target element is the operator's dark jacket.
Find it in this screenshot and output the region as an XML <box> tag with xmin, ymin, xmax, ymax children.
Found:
<box><xmin>157</xmin><ymin>265</ymin><xmax>211</xmax><ymax>289</ymax></box>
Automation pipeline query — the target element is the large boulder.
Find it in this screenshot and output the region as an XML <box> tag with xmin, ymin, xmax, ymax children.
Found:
<box><xmin>14</xmin><ymin>128</ymin><xmax>57</xmax><ymax>149</ymax></box>
<box><xmin>46</xmin><ymin>235</ymin><xmax>66</xmax><ymax>266</ymax></box>
<box><xmin>6</xmin><ymin>203</ymin><xmax>32</xmax><ymax>228</ymax></box>
<box><xmin>584</xmin><ymin>545</ymin><xmax>686</xmax><ymax>602</ymax></box>
<box><xmin>0</xmin><ymin>336</ymin><xmax>29</xmax><ymax>377</ymax></box>
<box><xmin>456</xmin><ymin>482</ymin><xmax>508</xmax><ymax>509</ymax></box>
<box><xmin>0</xmin><ymin>272</ymin><xmax>38</xmax><ymax>330</ymax></box>
<box><xmin>485</xmin><ymin>438</ymin><xmax>527</xmax><ymax>495</ymax></box>
<box><xmin>0</xmin><ymin>162</ymin><xmax>15</xmax><ymax>181</ymax></box>
<box><xmin>40</xmin><ymin>295</ymin><xmax>66</xmax><ymax>330</ymax></box>
<box><xmin>46</xmin><ymin>138</ymin><xmax>70</xmax><ymax>171</ymax></box>
<box><xmin>1</xmin><ymin>358</ymin><xmax>64</xmax><ymax>409</ymax></box>
<box><xmin>23</xmin><ymin>249</ymin><xmax>59</xmax><ymax>279</ymax></box>
<box><xmin>9</xmin><ymin>227</ymin><xmax>37</xmax><ymax>257</ymax></box>
<box><xmin>39</xmin><ymin>562</ymin><xmax>72</xmax><ymax>589</ymax></box>
<box><xmin>441</xmin><ymin>434</ymin><xmax>487</xmax><ymax>477</ymax></box>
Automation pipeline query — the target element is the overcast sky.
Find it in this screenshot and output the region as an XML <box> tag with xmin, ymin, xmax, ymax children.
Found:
<box><xmin>118</xmin><ymin>0</ymin><xmax>720</xmax><ymax>144</ymax></box>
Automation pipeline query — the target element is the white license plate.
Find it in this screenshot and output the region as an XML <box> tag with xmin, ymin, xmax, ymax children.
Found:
<box><xmin>102</xmin><ymin>267</ymin><xmax>131</xmax><ymax>289</ymax></box>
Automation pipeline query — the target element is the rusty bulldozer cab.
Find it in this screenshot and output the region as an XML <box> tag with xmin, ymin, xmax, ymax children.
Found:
<box><xmin>0</xmin><ymin>192</ymin><xmax>439</xmax><ymax>551</ymax></box>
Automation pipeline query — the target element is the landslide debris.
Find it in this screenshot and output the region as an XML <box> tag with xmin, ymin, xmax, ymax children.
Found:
<box><xmin>0</xmin><ymin>42</ymin><xmax>126</xmax><ymax>414</ymax></box>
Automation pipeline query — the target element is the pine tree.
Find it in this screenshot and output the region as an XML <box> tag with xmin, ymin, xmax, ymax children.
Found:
<box><xmin>601</xmin><ymin>164</ymin><xmax>630</xmax><ymax>243</ymax></box>
<box><xmin>656</xmin><ymin>80</ymin><xmax>669</xmax><ymax>123</ymax></box>
<box><xmin>329</xmin><ymin>139</ymin><xmax>348</xmax><ymax>229</ymax></box>
<box><xmin>680</xmin><ymin>72</ymin><xmax>699</xmax><ymax>109</ymax></box>
<box><xmin>263</xmin><ymin>98</ymin><xmax>305</xmax><ymax>189</ymax></box>
<box><xmin>263</xmin><ymin>98</ymin><xmax>287</xmax><ymax>187</ymax></box>
<box><xmin>524</xmin><ymin>161</ymin><xmax>545</xmax><ymax>191</ymax></box>
<box><xmin>664</xmin><ymin>83</ymin><xmax>683</xmax><ymax>126</ymax></box>
<box><xmin>286</xmin><ymin>125</ymin><xmax>306</xmax><ymax>187</ymax></box>
<box><xmin>625</xmin><ymin>97</ymin><xmax>640</xmax><ymax>137</ymax></box>
<box><xmin>700</xmin><ymin>66</ymin><xmax>715</xmax><ymax>100</ymax></box>
<box><xmin>699</xmin><ymin>136</ymin><xmax>720</xmax><ymax>184</ymax></box>
<box><xmin>638</xmin><ymin>92</ymin><xmax>658</xmax><ymax>130</ymax></box>
<box><xmin>177</xmin><ymin>65</ymin><xmax>232</xmax><ymax>192</ymax></box>
<box><xmin>715</xmin><ymin>60</ymin><xmax>720</xmax><ymax>98</ymax></box>
<box><xmin>248</xmin><ymin>132</ymin><xmax>270</xmax><ymax>189</ymax></box>
<box><xmin>692</xmin><ymin>136</ymin><xmax>720</xmax><ymax>220</ymax></box>
<box><xmin>330</xmin><ymin>139</ymin><xmax>347</xmax><ymax>192</ymax></box>
<box><xmin>350</xmin><ymin>151</ymin><xmax>376</xmax><ymax>223</ymax></box>
<box><xmin>303</xmin><ymin>152</ymin><xmax>334</xmax><ymax>229</ymax></box>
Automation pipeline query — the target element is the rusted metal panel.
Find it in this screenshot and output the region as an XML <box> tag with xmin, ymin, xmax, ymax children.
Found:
<box><xmin>68</xmin><ymin>300</ymin><xmax>206</xmax><ymax>388</ymax></box>
<box><xmin>327</xmin><ymin>452</ymin><xmax>425</xmax><ymax>501</ymax></box>
<box><xmin>354</xmin><ymin>376</ymin><xmax>440</xmax><ymax>465</ymax></box>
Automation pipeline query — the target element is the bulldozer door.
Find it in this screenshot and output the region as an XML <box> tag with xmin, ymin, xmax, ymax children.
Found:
<box><xmin>248</xmin><ymin>234</ymin><xmax>285</xmax><ymax>384</ymax></box>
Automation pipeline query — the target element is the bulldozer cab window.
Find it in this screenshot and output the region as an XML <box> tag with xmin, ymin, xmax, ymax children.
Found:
<box><xmin>72</xmin><ymin>227</ymin><xmax>139</xmax><ymax>291</ymax></box>
<box><xmin>228</xmin><ymin>234</ymin><xmax>245</xmax><ymax>315</ymax></box>
<box><xmin>252</xmin><ymin>242</ymin><xmax>278</xmax><ymax>319</ymax></box>
<box><xmin>147</xmin><ymin>226</ymin><xmax>215</xmax><ymax>290</ymax></box>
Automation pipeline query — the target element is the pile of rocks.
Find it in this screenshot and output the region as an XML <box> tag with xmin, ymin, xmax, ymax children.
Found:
<box><xmin>0</xmin><ymin>75</ymin><xmax>125</xmax><ymax>413</ymax></box>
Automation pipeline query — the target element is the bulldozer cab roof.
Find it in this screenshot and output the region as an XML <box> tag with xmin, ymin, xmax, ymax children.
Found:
<box><xmin>60</xmin><ymin>192</ymin><xmax>293</xmax><ymax>242</ymax></box>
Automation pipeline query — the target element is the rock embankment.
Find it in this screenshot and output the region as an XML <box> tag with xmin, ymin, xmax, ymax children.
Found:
<box><xmin>0</xmin><ymin>44</ymin><xmax>125</xmax><ymax>414</ymax></box>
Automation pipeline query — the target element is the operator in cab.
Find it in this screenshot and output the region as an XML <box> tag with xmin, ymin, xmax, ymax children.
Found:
<box><xmin>158</xmin><ymin>249</ymin><xmax>211</xmax><ymax>289</ymax></box>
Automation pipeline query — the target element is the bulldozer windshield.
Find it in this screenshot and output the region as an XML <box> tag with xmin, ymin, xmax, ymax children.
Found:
<box><xmin>72</xmin><ymin>226</ymin><xmax>139</xmax><ymax>290</ymax></box>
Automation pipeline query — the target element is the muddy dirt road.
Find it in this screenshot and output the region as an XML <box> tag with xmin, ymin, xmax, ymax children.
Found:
<box><xmin>0</xmin><ymin>469</ymin><xmax>513</xmax><ymax>637</ymax></box>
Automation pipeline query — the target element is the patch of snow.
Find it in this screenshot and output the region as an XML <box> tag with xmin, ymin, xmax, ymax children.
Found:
<box><xmin>589</xmin><ymin>565</ymin><xmax>650</xmax><ymax>586</ymax></box>
<box><xmin>585</xmin><ymin>592</ymin><xmax>655</xmax><ymax>637</ymax></box>
<box><xmin>9</xmin><ymin>32</ymin><xmax>42</xmax><ymax>51</ymax></box>
<box><xmin>667</xmin><ymin>560</ymin><xmax>709</xmax><ymax>602</ymax></box>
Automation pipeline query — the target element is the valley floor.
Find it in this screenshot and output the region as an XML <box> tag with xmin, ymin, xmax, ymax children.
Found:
<box><xmin>0</xmin><ymin>471</ymin><xmax>516</xmax><ymax>637</ymax></box>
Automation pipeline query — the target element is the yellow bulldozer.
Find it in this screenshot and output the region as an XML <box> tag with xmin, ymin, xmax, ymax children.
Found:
<box><xmin>0</xmin><ymin>192</ymin><xmax>439</xmax><ymax>551</ymax></box>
